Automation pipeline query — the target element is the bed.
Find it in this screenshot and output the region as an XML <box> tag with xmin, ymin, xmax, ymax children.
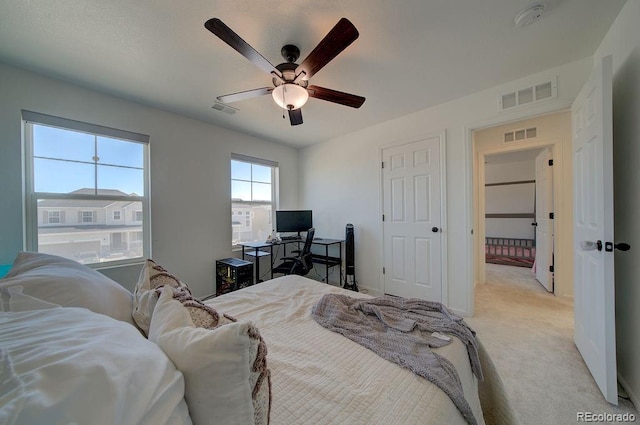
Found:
<box><xmin>0</xmin><ymin>252</ymin><xmax>485</xmax><ymax>425</ymax></box>
<box><xmin>485</xmin><ymin>237</ymin><xmax>536</xmax><ymax>268</ymax></box>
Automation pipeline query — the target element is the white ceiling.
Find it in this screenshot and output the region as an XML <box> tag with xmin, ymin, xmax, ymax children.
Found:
<box><xmin>0</xmin><ymin>0</ymin><xmax>625</xmax><ymax>148</ymax></box>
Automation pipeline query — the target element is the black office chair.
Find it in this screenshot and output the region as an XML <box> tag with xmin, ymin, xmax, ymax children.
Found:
<box><xmin>272</xmin><ymin>228</ymin><xmax>315</xmax><ymax>276</ymax></box>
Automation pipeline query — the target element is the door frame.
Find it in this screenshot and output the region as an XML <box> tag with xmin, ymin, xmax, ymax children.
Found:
<box><xmin>463</xmin><ymin>108</ymin><xmax>572</xmax><ymax>315</ymax></box>
<box><xmin>378</xmin><ymin>131</ymin><xmax>448</xmax><ymax>304</ymax></box>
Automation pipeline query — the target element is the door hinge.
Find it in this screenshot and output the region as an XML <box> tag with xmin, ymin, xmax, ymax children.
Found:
<box><xmin>549</xmin><ymin>212</ymin><xmax>554</xmax><ymax>219</ymax></box>
<box><xmin>381</xmin><ymin>161</ymin><xmax>384</xmax><ymax>169</ymax></box>
<box><xmin>548</xmin><ymin>159</ymin><xmax>554</xmax><ymax>166</ymax></box>
<box><xmin>382</xmin><ymin>267</ymin><xmax>386</xmax><ymax>274</ymax></box>
<box><xmin>382</xmin><ymin>214</ymin><xmax>385</xmax><ymax>221</ymax></box>
<box><xmin>549</xmin><ymin>265</ymin><xmax>554</xmax><ymax>273</ymax></box>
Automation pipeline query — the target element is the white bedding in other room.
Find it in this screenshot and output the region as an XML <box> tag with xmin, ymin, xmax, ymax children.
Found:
<box><xmin>207</xmin><ymin>275</ymin><xmax>485</xmax><ymax>425</ymax></box>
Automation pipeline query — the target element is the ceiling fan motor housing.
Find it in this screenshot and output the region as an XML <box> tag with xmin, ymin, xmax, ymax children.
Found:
<box><xmin>281</xmin><ymin>44</ymin><xmax>300</xmax><ymax>63</ymax></box>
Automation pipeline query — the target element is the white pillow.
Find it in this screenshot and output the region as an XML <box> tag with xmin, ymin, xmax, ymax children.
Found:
<box><xmin>0</xmin><ymin>252</ymin><xmax>135</xmax><ymax>326</ymax></box>
<box><xmin>133</xmin><ymin>259</ymin><xmax>191</xmax><ymax>335</ymax></box>
<box><xmin>0</xmin><ymin>348</ymin><xmax>24</xmax><ymax>425</ymax></box>
<box><xmin>0</xmin><ymin>307</ymin><xmax>191</xmax><ymax>425</ymax></box>
<box><xmin>149</xmin><ymin>286</ymin><xmax>271</xmax><ymax>425</ymax></box>
<box><xmin>0</xmin><ymin>285</ymin><xmax>61</xmax><ymax>312</ymax></box>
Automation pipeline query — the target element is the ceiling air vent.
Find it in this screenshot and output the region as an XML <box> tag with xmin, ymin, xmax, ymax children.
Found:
<box><xmin>498</xmin><ymin>77</ymin><xmax>557</xmax><ymax>112</ymax></box>
<box><xmin>504</xmin><ymin>127</ymin><xmax>537</xmax><ymax>143</ymax></box>
<box><xmin>212</xmin><ymin>102</ymin><xmax>238</xmax><ymax>115</ymax></box>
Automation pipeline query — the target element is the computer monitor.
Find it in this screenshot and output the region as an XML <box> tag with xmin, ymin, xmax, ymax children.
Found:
<box><xmin>275</xmin><ymin>210</ymin><xmax>313</xmax><ymax>236</ymax></box>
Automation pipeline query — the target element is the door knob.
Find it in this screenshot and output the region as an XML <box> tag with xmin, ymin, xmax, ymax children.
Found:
<box><xmin>432</xmin><ymin>227</ymin><xmax>439</xmax><ymax>233</ymax></box>
<box><xmin>531</xmin><ymin>222</ymin><xmax>538</xmax><ymax>226</ymax></box>
<box><xmin>580</xmin><ymin>241</ymin><xmax>601</xmax><ymax>251</ymax></box>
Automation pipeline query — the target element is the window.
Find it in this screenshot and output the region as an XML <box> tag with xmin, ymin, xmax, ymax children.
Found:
<box><xmin>81</xmin><ymin>211</ymin><xmax>95</xmax><ymax>223</ymax></box>
<box><xmin>23</xmin><ymin>110</ymin><xmax>150</xmax><ymax>266</ymax></box>
<box><xmin>47</xmin><ymin>211</ymin><xmax>61</xmax><ymax>224</ymax></box>
<box><xmin>231</xmin><ymin>154</ymin><xmax>278</xmax><ymax>249</ymax></box>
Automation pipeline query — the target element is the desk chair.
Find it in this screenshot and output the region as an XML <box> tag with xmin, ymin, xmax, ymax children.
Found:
<box><xmin>272</xmin><ymin>228</ymin><xmax>315</xmax><ymax>276</ymax></box>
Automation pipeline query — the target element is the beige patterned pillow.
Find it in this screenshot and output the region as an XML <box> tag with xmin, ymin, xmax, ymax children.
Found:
<box><xmin>132</xmin><ymin>259</ymin><xmax>191</xmax><ymax>335</ymax></box>
<box><xmin>168</xmin><ymin>287</ymin><xmax>271</xmax><ymax>425</ymax></box>
<box><xmin>149</xmin><ymin>286</ymin><xmax>272</xmax><ymax>425</ymax></box>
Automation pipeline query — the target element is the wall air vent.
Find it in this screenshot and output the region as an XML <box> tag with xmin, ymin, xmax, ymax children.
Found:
<box><xmin>504</xmin><ymin>127</ymin><xmax>537</xmax><ymax>143</ymax></box>
<box><xmin>212</xmin><ymin>102</ymin><xmax>238</xmax><ymax>115</ymax></box>
<box><xmin>498</xmin><ymin>76</ymin><xmax>557</xmax><ymax>112</ymax></box>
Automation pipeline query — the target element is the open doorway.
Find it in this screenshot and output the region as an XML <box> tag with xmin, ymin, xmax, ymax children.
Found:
<box><xmin>472</xmin><ymin>110</ymin><xmax>573</xmax><ymax>298</ymax></box>
<box><xmin>484</xmin><ymin>148</ymin><xmax>553</xmax><ymax>292</ymax></box>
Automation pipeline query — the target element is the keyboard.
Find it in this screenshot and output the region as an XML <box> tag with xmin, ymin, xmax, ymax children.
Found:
<box><xmin>280</xmin><ymin>235</ymin><xmax>299</xmax><ymax>241</ymax></box>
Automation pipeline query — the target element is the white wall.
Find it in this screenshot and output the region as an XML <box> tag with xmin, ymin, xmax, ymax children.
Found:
<box><xmin>0</xmin><ymin>62</ymin><xmax>299</xmax><ymax>296</ymax></box>
<box><xmin>592</xmin><ymin>0</ymin><xmax>640</xmax><ymax>409</ymax></box>
<box><xmin>300</xmin><ymin>58</ymin><xmax>591</xmax><ymax>315</ymax></box>
<box><xmin>485</xmin><ymin>160</ymin><xmax>536</xmax><ymax>240</ymax></box>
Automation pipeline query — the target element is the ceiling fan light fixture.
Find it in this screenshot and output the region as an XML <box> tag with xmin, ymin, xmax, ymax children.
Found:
<box><xmin>272</xmin><ymin>83</ymin><xmax>309</xmax><ymax>110</ymax></box>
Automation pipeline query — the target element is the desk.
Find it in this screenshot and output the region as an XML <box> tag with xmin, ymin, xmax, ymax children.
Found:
<box><xmin>239</xmin><ymin>238</ymin><xmax>344</xmax><ymax>284</ymax></box>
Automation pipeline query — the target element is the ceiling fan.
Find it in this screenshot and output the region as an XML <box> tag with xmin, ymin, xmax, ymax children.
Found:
<box><xmin>204</xmin><ymin>17</ymin><xmax>365</xmax><ymax>126</ymax></box>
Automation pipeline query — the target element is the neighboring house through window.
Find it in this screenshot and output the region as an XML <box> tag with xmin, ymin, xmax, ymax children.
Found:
<box><xmin>231</xmin><ymin>154</ymin><xmax>278</xmax><ymax>249</ymax></box>
<box><xmin>23</xmin><ymin>110</ymin><xmax>150</xmax><ymax>266</ymax></box>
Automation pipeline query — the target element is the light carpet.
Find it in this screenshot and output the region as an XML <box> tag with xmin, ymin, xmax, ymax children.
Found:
<box><xmin>466</xmin><ymin>263</ymin><xmax>638</xmax><ymax>425</ymax></box>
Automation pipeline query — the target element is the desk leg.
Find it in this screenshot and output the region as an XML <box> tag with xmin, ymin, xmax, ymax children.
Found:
<box><xmin>270</xmin><ymin>245</ymin><xmax>274</xmax><ymax>280</ymax></box>
<box><xmin>254</xmin><ymin>247</ymin><xmax>261</xmax><ymax>284</ymax></box>
<box><xmin>324</xmin><ymin>245</ymin><xmax>329</xmax><ymax>283</ymax></box>
<box><xmin>339</xmin><ymin>241</ymin><xmax>344</xmax><ymax>287</ymax></box>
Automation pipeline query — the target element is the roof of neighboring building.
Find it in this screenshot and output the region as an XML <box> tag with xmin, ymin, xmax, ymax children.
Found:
<box><xmin>38</xmin><ymin>188</ymin><xmax>139</xmax><ymax>208</ymax></box>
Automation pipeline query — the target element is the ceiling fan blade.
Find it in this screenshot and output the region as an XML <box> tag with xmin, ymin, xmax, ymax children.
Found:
<box><xmin>217</xmin><ymin>87</ymin><xmax>273</xmax><ymax>104</ymax></box>
<box><xmin>288</xmin><ymin>109</ymin><xmax>303</xmax><ymax>126</ymax></box>
<box><xmin>307</xmin><ymin>85</ymin><xmax>365</xmax><ymax>108</ymax></box>
<box><xmin>205</xmin><ymin>18</ymin><xmax>283</xmax><ymax>80</ymax></box>
<box><xmin>295</xmin><ymin>18</ymin><xmax>359</xmax><ymax>80</ymax></box>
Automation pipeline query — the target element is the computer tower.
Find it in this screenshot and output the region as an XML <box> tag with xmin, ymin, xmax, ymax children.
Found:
<box><xmin>216</xmin><ymin>258</ymin><xmax>253</xmax><ymax>296</ymax></box>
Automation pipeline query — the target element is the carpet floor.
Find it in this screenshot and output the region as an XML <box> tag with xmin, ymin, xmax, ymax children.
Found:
<box><xmin>466</xmin><ymin>263</ymin><xmax>638</xmax><ymax>425</ymax></box>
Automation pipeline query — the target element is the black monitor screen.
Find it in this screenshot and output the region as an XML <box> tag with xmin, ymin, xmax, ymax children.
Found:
<box><xmin>276</xmin><ymin>210</ymin><xmax>313</xmax><ymax>233</ymax></box>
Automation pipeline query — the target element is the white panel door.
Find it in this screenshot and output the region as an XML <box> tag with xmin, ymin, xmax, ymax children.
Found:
<box><xmin>382</xmin><ymin>137</ymin><xmax>442</xmax><ymax>301</ymax></box>
<box><xmin>535</xmin><ymin>148</ymin><xmax>554</xmax><ymax>292</ymax></box>
<box><xmin>573</xmin><ymin>55</ymin><xmax>617</xmax><ymax>404</ymax></box>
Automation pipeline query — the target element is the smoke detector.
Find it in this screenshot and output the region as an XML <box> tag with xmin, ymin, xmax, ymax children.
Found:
<box><xmin>514</xmin><ymin>3</ymin><xmax>547</xmax><ymax>28</ymax></box>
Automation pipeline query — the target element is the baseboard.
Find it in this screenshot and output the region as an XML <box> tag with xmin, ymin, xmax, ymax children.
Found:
<box><xmin>357</xmin><ymin>285</ymin><xmax>382</xmax><ymax>296</ymax></box>
<box><xmin>618</xmin><ymin>373</ymin><xmax>639</xmax><ymax>409</ymax></box>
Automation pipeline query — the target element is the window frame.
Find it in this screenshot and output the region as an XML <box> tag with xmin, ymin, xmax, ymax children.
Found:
<box><xmin>23</xmin><ymin>110</ymin><xmax>151</xmax><ymax>268</ymax></box>
<box><xmin>230</xmin><ymin>153</ymin><xmax>279</xmax><ymax>250</ymax></box>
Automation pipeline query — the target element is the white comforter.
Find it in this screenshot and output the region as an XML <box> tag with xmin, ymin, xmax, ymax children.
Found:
<box><xmin>207</xmin><ymin>275</ymin><xmax>485</xmax><ymax>425</ymax></box>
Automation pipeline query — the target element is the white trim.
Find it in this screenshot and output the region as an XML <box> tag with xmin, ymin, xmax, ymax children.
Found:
<box><xmin>231</xmin><ymin>152</ymin><xmax>279</xmax><ymax>168</ymax></box>
<box><xmin>22</xmin><ymin>110</ymin><xmax>149</xmax><ymax>144</ymax></box>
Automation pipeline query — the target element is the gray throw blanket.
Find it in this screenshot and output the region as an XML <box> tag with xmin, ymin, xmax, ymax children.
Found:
<box><xmin>311</xmin><ymin>294</ymin><xmax>483</xmax><ymax>425</ymax></box>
